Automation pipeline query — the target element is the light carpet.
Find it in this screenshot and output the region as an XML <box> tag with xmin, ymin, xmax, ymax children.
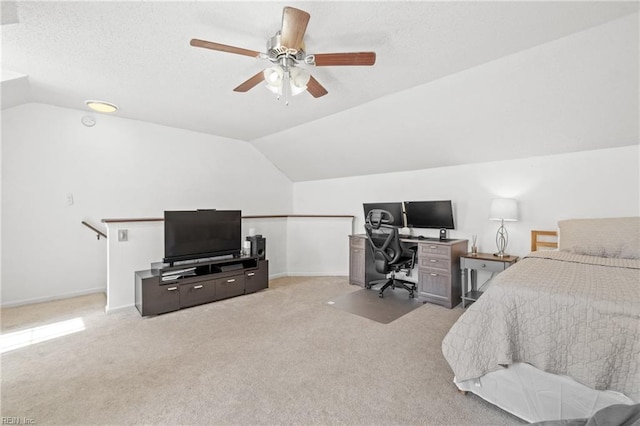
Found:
<box><xmin>0</xmin><ymin>276</ymin><xmax>523</xmax><ymax>425</ymax></box>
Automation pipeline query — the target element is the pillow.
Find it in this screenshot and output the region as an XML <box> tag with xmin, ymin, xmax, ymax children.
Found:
<box><xmin>558</xmin><ymin>217</ymin><xmax>640</xmax><ymax>259</ymax></box>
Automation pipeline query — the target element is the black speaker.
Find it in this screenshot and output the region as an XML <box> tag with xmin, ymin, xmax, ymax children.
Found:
<box><xmin>247</xmin><ymin>235</ymin><xmax>266</xmax><ymax>260</ymax></box>
<box><xmin>439</xmin><ymin>228</ymin><xmax>447</xmax><ymax>241</ymax></box>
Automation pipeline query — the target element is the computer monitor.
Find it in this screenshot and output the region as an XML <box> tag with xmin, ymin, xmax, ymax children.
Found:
<box><xmin>363</xmin><ymin>202</ymin><xmax>404</xmax><ymax>227</ymax></box>
<box><xmin>404</xmin><ymin>200</ymin><xmax>455</xmax><ymax>229</ymax></box>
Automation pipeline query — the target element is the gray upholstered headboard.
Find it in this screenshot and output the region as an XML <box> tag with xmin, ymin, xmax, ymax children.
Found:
<box><xmin>557</xmin><ymin>217</ymin><xmax>640</xmax><ymax>259</ymax></box>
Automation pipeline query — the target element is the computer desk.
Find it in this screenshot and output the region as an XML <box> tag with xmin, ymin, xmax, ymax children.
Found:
<box><xmin>348</xmin><ymin>234</ymin><xmax>468</xmax><ymax>309</ymax></box>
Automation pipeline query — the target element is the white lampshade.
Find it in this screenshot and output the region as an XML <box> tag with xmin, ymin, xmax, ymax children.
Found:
<box><xmin>264</xmin><ymin>66</ymin><xmax>284</xmax><ymax>94</ymax></box>
<box><xmin>489</xmin><ymin>198</ymin><xmax>519</xmax><ymax>222</ymax></box>
<box><xmin>264</xmin><ymin>65</ymin><xmax>310</xmax><ymax>99</ymax></box>
<box><xmin>289</xmin><ymin>67</ymin><xmax>310</xmax><ymax>95</ymax></box>
<box><xmin>264</xmin><ymin>66</ymin><xmax>283</xmax><ymax>85</ymax></box>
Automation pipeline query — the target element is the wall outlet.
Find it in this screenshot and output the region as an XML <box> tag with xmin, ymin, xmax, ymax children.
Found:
<box><xmin>118</xmin><ymin>229</ymin><xmax>128</xmax><ymax>242</ymax></box>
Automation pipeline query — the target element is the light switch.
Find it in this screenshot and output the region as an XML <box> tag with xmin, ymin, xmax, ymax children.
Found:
<box><xmin>118</xmin><ymin>229</ymin><xmax>128</xmax><ymax>242</ymax></box>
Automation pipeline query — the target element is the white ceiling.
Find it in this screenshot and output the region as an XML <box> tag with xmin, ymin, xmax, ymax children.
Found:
<box><xmin>2</xmin><ymin>1</ymin><xmax>639</xmax><ymax>181</ymax></box>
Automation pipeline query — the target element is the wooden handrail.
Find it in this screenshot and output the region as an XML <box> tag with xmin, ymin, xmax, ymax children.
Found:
<box><xmin>102</xmin><ymin>218</ymin><xmax>164</xmax><ymax>223</ymax></box>
<box><xmin>82</xmin><ymin>221</ymin><xmax>107</xmax><ymax>240</ymax></box>
<box><xmin>102</xmin><ymin>215</ymin><xmax>354</xmax><ymax>223</ymax></box>
<box><xmin>242</xmin><ymin>214</ymin><xmax>354</xmax><ymax>219</ymax></box>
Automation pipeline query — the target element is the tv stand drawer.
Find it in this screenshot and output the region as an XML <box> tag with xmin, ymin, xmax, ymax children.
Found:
<box><xmin>180</xmin><ymin>280</ymin><xmax>216</xmax><ymax>308</ymax></box>
<box><xmin>215</xmin><ymin>275</ymin><xmax>245</xmax><ymax>300</ymax></box>
<box><xmin>135</xmin><ymin>259</ymin><xmax>268</xmax><ymax>316</ymax></box>
<box><xmin>135</xmin><ymin>274</ymin><xmax>180</xmax><ymax>316</ymax></box>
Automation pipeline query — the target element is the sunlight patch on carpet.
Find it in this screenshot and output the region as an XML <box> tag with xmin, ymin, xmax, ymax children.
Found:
<box><xmin>1</xmin><ymin>317</ymin><xmax>86</xmax><ymax>353</ymax></box>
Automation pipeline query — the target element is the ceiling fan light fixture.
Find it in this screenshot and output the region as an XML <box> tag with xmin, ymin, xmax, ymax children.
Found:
<box><xmin>290</xmin><ymin>85</ymin><xmax>306</xmax><ymax>96</ymax></box>
<box><xmin>85</xmin><ymin>100</ymin><xmax>118</xmax><ymax>113</ymax></box>
<box><xmin>190</xmin><ymin>6</ymin><xmax>375</xmax><ymax>101</ymax></box>
<box><xmin>264</xmin><ymin>66</ymin><xmax>284</xmax><ymax>86</ymax></box>
<box><xmin>290</xmin><ymin>67</ymin><xmax>310</xmax><ymax>94</ymax></box>
<box><xmin>265</xmin><ymin>84</ymin><xmax>282</xmax><ymax>95</ymax></box>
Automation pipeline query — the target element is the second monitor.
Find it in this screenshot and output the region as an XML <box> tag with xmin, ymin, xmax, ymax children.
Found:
<box><xmin>404</xmin><ymin>200</ymin><xmax>455</xmax><ymax>230</ymax></box>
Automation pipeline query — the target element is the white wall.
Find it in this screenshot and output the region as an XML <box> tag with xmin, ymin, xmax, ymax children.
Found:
<box><xmin>105</xmin><ymin>221</ymin><xmax>163</xmax><ymax>312</ymax></box>
<box><xmin>1</xmin><ymin>103</ymin><xmax>292</xmax><ymax>307</ymax></box>
<box><xmin>254</xmin><ymin>13</ymin><xmax>639</xmax><ymax>182</ymax></box>
<box><xmin>286</xmin><ymin>217</ymin><xmax>354</xmax><ymax>276</ymax></box>
<box><xmin>241</xmin><ymin>218</ymin><xmax>288</xmax><ymax>278</ymax></box>
<box><xmin>2</xmin><ymin>104</ymin><xmax>638</xmax><ymax>308</ymax></box>
<box><xmin>293</xmin><ymin>146</ymin><xmax>640</xmax><ymax>261</ymax></box>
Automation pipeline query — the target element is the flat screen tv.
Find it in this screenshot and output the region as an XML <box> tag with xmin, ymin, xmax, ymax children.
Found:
<box><xmin>164</xmin><ymin>210</ymin><xmax>241</xmax><ymax>264</ymax></box>
<box><xmin>363</xmin><ymin>202</ymin><xmax>404</xmax><ymax>227</ymax></box>
<box><xmin>404</xmin><ymin>200</ymin><xmax>455</xmax><ymax>229</ymax></box>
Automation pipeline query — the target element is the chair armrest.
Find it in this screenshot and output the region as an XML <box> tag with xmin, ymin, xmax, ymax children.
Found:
<box><xmin>407</xmin><ymin>245</ymin><xmax>417</xmax><ymax>269</ymax></box>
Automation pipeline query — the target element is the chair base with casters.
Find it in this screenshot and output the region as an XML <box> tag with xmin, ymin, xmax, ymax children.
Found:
<box><xmin>366</xmin><ymin>271</ymin><xmax>417</xmax><ymax>299</ymax></box>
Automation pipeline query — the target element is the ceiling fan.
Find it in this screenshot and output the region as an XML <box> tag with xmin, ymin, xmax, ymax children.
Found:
<box><xmin>190</xmin><ymin>6</ymin><xmax>376</xmax><ymax>104</ymax></box>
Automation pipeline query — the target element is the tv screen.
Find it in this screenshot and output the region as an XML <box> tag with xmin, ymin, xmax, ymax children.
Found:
<box><xmin>404</xmin><ymin>200</ymin><xmax>455</xmax><ymax>229</ymax></box>
<box><xmin>363</xmin><ymin>202</ymin><xmax>404</xmax><ymax>227</ymax></box>
<box><xmin>164</xmin><ymin>210</ymin><xmax>241</xmax><ymax>263</ymax></box>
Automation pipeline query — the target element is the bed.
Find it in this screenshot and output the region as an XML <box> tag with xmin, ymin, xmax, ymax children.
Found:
<box><xmin>442</xmin><ymin>217</ymin><xmax>640</xmax><ymax>423</ymax></box>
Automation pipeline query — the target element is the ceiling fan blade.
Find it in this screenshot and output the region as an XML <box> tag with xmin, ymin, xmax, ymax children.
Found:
<box><xmin>190</xmin><ymin>39</ymin><xmax>261</xmax><ymax>58</ymax></box>
<box><xmin>307</xmin><ymin>76</ymin><xmax>328</xmax><ymax>98</ymax></box>
<box><xmin>313</xmin><ymin>52</ymin><xmax>376</xmax><ymax>66</ymax></box>
<box><xmin>280</xmin><ymin>7</ymin><xmax>310</xmax><ymax>51</ymax></box>
<box><xmin>233</xmin><ymin>71</ymin><xmax>265</xmax><ymax>92</ymax></box>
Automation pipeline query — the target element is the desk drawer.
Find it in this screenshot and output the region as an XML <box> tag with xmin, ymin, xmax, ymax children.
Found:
<box><xmin>419</xmin><ymin>243</ymin><xmax>450</xmax><ymax>258</ymax></box>
<box><xmin>462</xmin><ymin>258</ymin><xmax>507</xmax><ymax>273</ymax></box>
<box><xmin>418</xmin><ymin>269</ymin><xmax>450</xmax><ymax>299</ymax></box>
<box><xmin>419</xmin><ymin>256</ymin><xmax>451</xmax><ymax>273</ymax></box>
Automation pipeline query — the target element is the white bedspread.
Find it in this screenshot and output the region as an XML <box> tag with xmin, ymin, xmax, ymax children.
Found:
<box><xmin>442</xmin><ymin>251</ymin><xmax>640</xmax><ymax>402</ymax></box>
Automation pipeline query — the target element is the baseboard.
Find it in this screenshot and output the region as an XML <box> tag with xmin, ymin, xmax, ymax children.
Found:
<box><xmin>105</xmin><ymin>304</ymin><xmax>135</xmax><ymax>315</ymax></box>
<box><xmin>283</xmin><ymin>272</ymin><xmax>349</xmax><ymax>277</ymax></box>
<box><xmin>1</xmin><ymin>287</ymin><xmax>106</xmax><ymax>308</ymax></box>
<box><xmin>269</xmin><ymin>272</ymin><xmax>288</xmax><ymax>280</ymax></box>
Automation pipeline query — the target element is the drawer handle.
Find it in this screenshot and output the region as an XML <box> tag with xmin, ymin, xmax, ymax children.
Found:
<box><xmin>430</xmin><ymin>246</ymin><xmax>437</xmax><ymax>249</ymax></box>
<box><xmin>429</xmin><ymin>259</ymin><xmax>438</xmax><ymax>263</ymax></box>
<box><xmin>430</xmin><ymin>273</ymin><xmax>438</xmax><ymax>276</ymax></box>
<box><xmin>194</xmin><ymin>285</ymin><xmax>203</xmax><ymax>289</ymax></box>
<box><xmin>247</xmin><ymin>273</ymin><xmax>255</xmax><ymax>277</ymax></box>
<box><xmin>481</xmin><ymin>264</ymin><xmax>486</xmax><ymax>268</ymax></box>
<box><xmin>227</xmin><ymin>279</ymin><xmax>236</xmax><ymax>283</ymax></box>
<box><xmin>167</xmin><ymin>287</ymin><xmax>178</xmax><ymax>291</ymax></box>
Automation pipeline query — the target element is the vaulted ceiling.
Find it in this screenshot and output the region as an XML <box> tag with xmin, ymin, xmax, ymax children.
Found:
<box><xmin>2</xmin><ymin>1</ymin><xmax>638</xmax><ymax>181</ymax></box>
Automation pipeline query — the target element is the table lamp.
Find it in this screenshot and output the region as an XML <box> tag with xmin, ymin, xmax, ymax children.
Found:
<box><xmin>489</xmin><ymin>198</ymin><xmax>518</xmax><ymax>258</ymax></box>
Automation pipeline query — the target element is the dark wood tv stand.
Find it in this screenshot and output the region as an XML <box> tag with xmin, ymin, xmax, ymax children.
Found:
<box><xmin>135</xmin><ymin>255</ymin><xmax>268</xmax><ymax>316</ymax></box>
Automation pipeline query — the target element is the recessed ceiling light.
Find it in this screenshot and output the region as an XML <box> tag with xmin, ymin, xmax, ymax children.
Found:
<box><xmin>85</xmin><ymin>100</ymin><xmax>118</xmax><ymax>113</ymax></box>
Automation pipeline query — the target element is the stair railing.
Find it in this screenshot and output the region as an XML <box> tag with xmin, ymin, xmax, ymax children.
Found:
<box><xmin>82</xmin><ymin>221</ymin><xmax>107</xmax><ymax>240</ymax></box>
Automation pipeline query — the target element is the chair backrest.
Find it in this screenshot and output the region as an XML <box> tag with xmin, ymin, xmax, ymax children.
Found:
<box><xmin>364</xmin><ymin>209</ymin><xmax>404</xmax><ymax>274</ymax></box>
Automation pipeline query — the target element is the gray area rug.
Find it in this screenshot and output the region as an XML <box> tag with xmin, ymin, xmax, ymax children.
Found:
<box><xmin>328</xmin><ymin>286</ymin><xmax>424</xmax><ymax>323</ymax></box>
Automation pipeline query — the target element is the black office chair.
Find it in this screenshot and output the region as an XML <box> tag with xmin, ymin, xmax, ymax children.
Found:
<box><xmin>364</xmin><ymin>209</ymin><xmax>417</xmax><ymax>298</ymax></box>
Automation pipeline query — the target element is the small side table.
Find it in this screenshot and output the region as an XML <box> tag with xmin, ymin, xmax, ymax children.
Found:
<box><xmin>460</xmin><ymin>253</ymin><xmax>518</xmax><ymax>308</ymax></box>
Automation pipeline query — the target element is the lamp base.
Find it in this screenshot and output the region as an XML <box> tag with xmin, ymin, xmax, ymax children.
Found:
<box><xmin>494</xmin><ymin>221</ymin><xmax>509</xmax><ymax>259</ymax></box>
